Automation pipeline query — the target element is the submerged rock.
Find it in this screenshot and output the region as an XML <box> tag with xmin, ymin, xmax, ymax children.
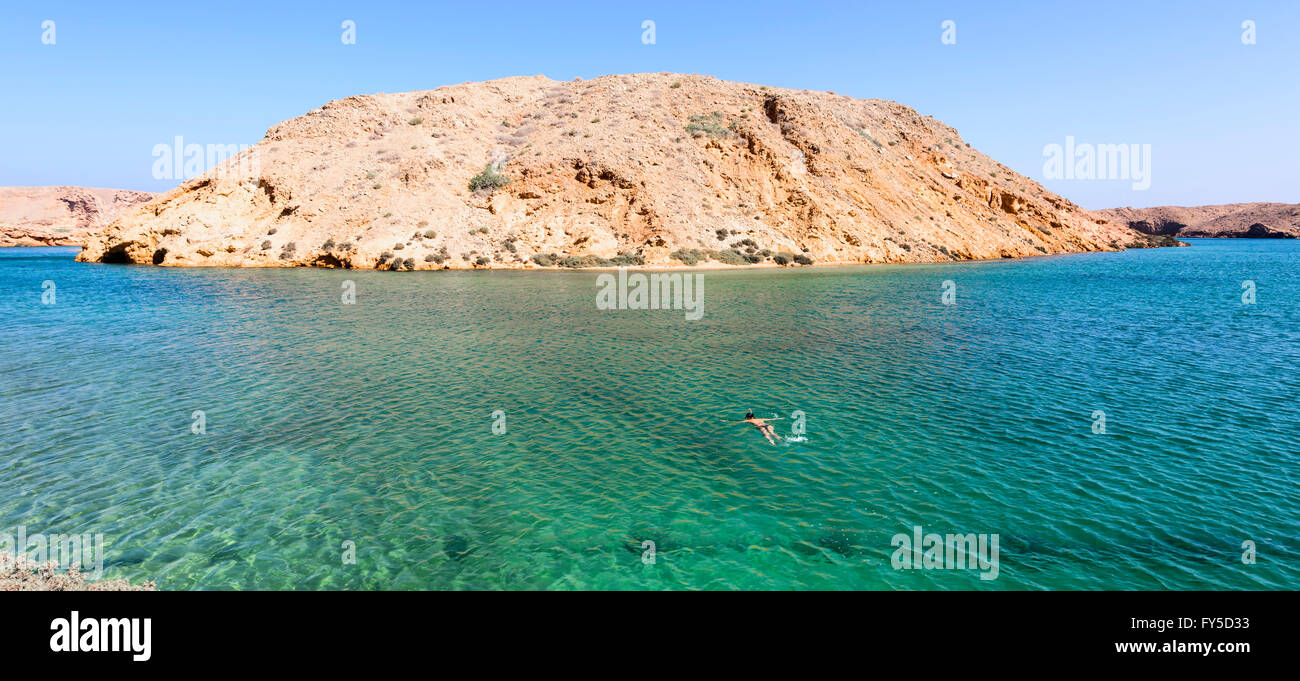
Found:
<box><xmin>442</xmin><ymin>535</ymin><xmax>472</xmax><ymax>561</ymax></box>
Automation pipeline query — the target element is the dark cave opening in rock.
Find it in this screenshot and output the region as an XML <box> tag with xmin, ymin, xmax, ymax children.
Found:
<box><xmin>101</xmin><ymin>244</ymin><xmax>133</xmax><ymax>264</ymax></box>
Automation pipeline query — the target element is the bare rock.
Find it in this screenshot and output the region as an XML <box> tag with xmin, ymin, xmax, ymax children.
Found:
<box><xmin>1094</xmin><ymin>203</ymin><xmax>1300</xmax><ymax>239</ymax></box>
<box><xmin>0</xmin><ymin>186</ymin><xmax>154</xmax><ymax>246</ymax></box>
<box><xmin>79</xmin><ymin>73</ymin><xmax>1147</xmax><ymax>269</ymax></box>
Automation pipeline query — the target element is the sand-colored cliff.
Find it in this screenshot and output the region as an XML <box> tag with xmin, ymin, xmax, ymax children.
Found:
<box><xmin>80</xmin><ymin>73</ymin><xmax>1152</xmax><ymax>269</ymax></box>
<box><xmin>0</xmin><ymin>186</ymin><xmax>154</xmax><ymax>247</ymax></box>
<box><xmin>1095</xmin><ymin>203</ymin><xmax>1300</xmax><ymax>238</ymax></box>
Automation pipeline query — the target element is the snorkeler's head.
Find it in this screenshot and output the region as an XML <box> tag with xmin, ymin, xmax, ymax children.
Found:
<box><xmin>745</xmin><ymin>410</ymin><xmax>754</xmax><ymax>419</ymax></box>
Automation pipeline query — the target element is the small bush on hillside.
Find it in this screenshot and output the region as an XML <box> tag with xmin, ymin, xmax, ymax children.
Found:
<box><xmin>469</xmin><ymin>165</ymin><xmax>511</xmax><ymax>193</ymax></box>
<box><xmin>685</xmin><ymin>112</ymin><xmax>732</xmax><ymax>139</ymax></box>
<box><xmin>425</xmin><ymin>246</ymin><xmax>450</xmax><ymax>264</ymax></box>
<box><xmin>607</xmin><ymin>251</ymin><xmax>645</xmax><ymax>266</ymax></box>
<box><xmin>773</xmin><ymin>252</ymin><xmax>794</xmax><ymax>265</ymax></box>
<box><xmin>709</xmin><ymin>248</ymin><xmax>747</xmax><ymax>265</ymax></box>
<box><xmin>531</xmin><ymin>253</ymin><xmax>557</xmax><ymax>266</ymax></box>
<box><xmin>793</xmin><ymin>253</ymin><xmax>814</xmax><ymax>265</ymax></box>
<box><xmin>669</xmin><ymin>248</ymin><xmax>708</xmax><ymax>265</ymax></box>
<box><xmin>559</xmin><ymin>255</ymin><xmax>608</xmax><ymax>268</ymax></box>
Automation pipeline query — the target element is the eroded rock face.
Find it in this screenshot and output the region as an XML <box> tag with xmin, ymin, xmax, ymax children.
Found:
<box><xmin>80</xmin><ymin>73</ymin><xmax>1147</xmax><ymax>269</ymax></box>
<box><xmin>0</xmin><ymin>187</ymin><xmax>155</xmax><ymax>246</ymax></box>
<box><xmin>1095</xmin><ymin>203</ymin><xmax>1300</xmax><ymax>239</ymax></box>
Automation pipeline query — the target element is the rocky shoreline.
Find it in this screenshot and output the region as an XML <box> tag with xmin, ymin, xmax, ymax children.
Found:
<box><xmin>1094</xmin><ymin>202</ymin><xmax>1299</xmax><ymax>239</ymax></box>
<box><xmin>0</xmin><ymin>554</ymin><xmax>155</xmax><ymax>591</ymax></box>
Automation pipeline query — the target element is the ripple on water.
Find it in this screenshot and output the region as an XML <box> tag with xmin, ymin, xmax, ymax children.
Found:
<box><xmin>0</xmin><ymin>242</ymin><xmax>1297</xmax><ymax>589</ymax></box>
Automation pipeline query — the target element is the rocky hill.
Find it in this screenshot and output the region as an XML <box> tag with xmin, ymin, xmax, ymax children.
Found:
<box><xmin>1</xmin><ymin>186</ymin><xmax>154</xmax><ymax>246</ymax></box>
<box><xmin>79</xmin><ymin>73</ymin><xmax>1157</xmax><ymax>269</ymax></box>
<box><xmin>1094</xmin><ymin>203</ymin><xmax>1299</xmax><ymax>239</ymax></box>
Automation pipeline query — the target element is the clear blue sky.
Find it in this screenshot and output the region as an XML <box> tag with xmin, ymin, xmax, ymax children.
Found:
<box><xmin>2</xmin><ymin>0</ymin><xmax>1296</xmax><ymax>209</ymax></box>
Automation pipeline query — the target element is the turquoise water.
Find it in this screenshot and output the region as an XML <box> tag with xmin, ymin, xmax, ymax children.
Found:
<box><xmin>1</xmin><ymin>240</ymin><xmax>1296</xmax><ymax>590</ymax></box>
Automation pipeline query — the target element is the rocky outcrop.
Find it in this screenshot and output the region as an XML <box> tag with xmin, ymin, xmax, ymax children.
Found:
<box><xmin>80</xmin><ymin>73</ymin><xmax>1153</xmax><ymax>269</ymax></box>
<box><xmin>1094</xmin><ymin>203</ymin><xmax>1300</xmax><ymax>239</ymax></box>
<box><xmin>0</xmin><ymin>186</ymin><xmax>155</xmax><ymax>246</ymax></box>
